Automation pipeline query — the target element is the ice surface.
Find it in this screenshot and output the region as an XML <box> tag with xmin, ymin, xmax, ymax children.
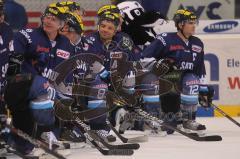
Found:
<box><xmin>2</xmin><ymin>117</ymin><xmax>240</xmax><ymax>159</ymax></box>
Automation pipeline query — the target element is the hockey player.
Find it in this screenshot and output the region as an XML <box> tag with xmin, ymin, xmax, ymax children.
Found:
<box><xmin>6</xmin><ymin>5</ymin><xmax>73</xmax><ymax>155</ymax></box>
<box><xmin>58</xmin><ymin>11</ymin><xmax>91</xmax><ymax>142</ymax></box>
<box><xmin>96</xmin><ymin>4</ymin><xmax>145</xmax><ymax>131</ymax></box>
<box><xmin>141</xmin><ymin>9</ymin><xmax>214</xmax><ymax>133</ymax></box>
<box><xmin>84</xmin><ymin>11</ymin><xmax>140</xmax><ymax>142</ymax></box>
<box><xmin>0</xmin><ymin>0</ymin><xmax>13</xmax><ymax>115</ymax></box>
<box><xmin>0</xmin><ymin>0</ymin><xmax>14</xmax><ymax>145</ymax></box>
<box><xmin>60</xmin><ymin>11</ymin><xmax>88</xmax><ymax>54</ymax></box>
<box><xmin>97</xmin><ymin>4</ymin><xmax>123</xmax><ymax>31</ymax></box>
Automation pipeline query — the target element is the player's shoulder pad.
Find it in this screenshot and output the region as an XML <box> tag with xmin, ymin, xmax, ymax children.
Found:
<box><xmin>156</xmin><ymin>32</ymin><xmax>168</xmax><ymax>46</ymax></box>
<box><xmin>191</xmin><ymin>35</ymin><xmax>203</xmax><ymax>44</ymax></box>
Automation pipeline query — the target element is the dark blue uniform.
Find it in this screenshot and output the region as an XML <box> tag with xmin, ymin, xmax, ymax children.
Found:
<box><xmin>142</xmin><ymin>32</ymin><xmax>205</xmax><ymax>77</ymax></box>
<box><xmin>85</xmin><ymin>31</ymin><xmax>140</xmax><ymax>130</ymax></box>
<box><xmin>0</xmin><ymin>22</ymin><xmax>13</xmax><ymax>112</ymax></box>
<box><xmin>142</xmin><ymin>32</ymin><xmax>206</xmax><ymax>125</ymax></box>
<box><xmin>12</xmin><ymin>27</ymin><xmax>73</xmax><ymax>153</ymax></box>
<box><xmin>14</xmin><ymin>28</ymin><xmax>72</xmax><ymax>80</ymax></box>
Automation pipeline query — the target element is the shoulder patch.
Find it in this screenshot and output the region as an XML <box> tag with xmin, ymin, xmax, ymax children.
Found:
<box><xmin>192</xmin><ymin>44</ymin><xmax>202</xmax><ymax>53</ymax></box>
<box><xmin>56</xmin><ymin>49</ymin><xmax>70</xmax><ymax>59</ymax></box>
<box><xmin>121</xmin><ymin>36</ymin><xmax>133</xmax><ymax>50</ymax></box>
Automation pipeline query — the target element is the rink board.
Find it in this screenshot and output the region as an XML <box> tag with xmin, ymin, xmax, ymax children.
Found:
<box><xmin>195</xmin><ymin>34</ymin><xmax>240</xmax><ymax>117</ymax></box>
<box><xmin>197</xmin><ymin>106</ymin><xmax>240</xmax><ymax>117</ymax></box>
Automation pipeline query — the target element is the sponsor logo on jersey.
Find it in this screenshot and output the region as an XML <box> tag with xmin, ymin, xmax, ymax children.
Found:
<box><xmin>169</xmin><ymin>45</ymin><xmax>184</xmax><ymax>51</ymax></box>
<box><xmin>36</xmin><ymin>45</ymin><xmax>50</xmax><ymax>53</ymax></box>
<box><xmin>203</xmin><ymin>21</ymin><xmax>238</xmax><ymax>33</ymax></box>
<box><xmin>56</xmin><ymin>49</ymin><xmax>70</xmax><ymax>59</ymax></box>
<box><xmin>192</xmin><ymin>45</ymin><xmax>202</xmax><ymax>53</ymax></box>
<box><xmin>110</xmin><ymin>52</ymin><xmax>123</xmax><ymax>59</ymax></box>
<box><xmin>186</xmin><ymin>79</ymin><xmax>200</xmax><ymax>86</ymax></box>
<box><xmin>93</xmin><ymin>84</ymin><xmax>108</xmax><ymax>89</ymax></box>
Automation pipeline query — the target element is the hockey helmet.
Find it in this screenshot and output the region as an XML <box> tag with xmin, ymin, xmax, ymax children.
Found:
<box><xmin>43</xmin><ymin>6</ymin><xmax>67</xmax><ymax>20</ymax></box>
<box><xmin>64</xmin><ymin>11</ymin><xmax>84</xmax><ymax>34</ymax></box>
<box><xmin>173</xmin><ymin>9</ymin><xmax>198</xmax><ymax>29</ymax></box>
<box><xmin>98</xmin><ymin>12</ymin><xmax>120</xmax><ymax>27</ymax></box>
<box><xmin>97</xmin><ymin>4</ymin><xmax>121</xmax><ymax>17</ymax></box>
<box><xmin>117</xmin><ymin>1</ymin><xmax>144</xmax><ymax>21</ymax></box>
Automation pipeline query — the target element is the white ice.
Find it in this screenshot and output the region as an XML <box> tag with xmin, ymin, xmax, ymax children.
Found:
<box><xmin>69</xmin><ymin>117</ymin><xmax>240</xmax><ymax>159</ymax></box>
<box><xmin>3</xmin><ymin>117</ymin><xmax>240</xmax><ymax>159</ymax></box>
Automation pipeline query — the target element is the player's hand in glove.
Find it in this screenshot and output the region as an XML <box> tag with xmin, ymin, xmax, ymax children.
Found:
<box><xmin>199</xmin><ymin>85</ymin><xmax>214</xmax><ymax>108</ymax></box>
<box><xmin>151</xmin><ymin>58</ymin><xmax>175</xmax><ymax>76</ymax></box>
<box><xmin>7</xmin><ymin>54</ymin><xmax>24</xmax><ymax>75</ymax></box>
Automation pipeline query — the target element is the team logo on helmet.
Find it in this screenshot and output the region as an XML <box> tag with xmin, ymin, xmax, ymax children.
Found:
<box><xmin>97</xmin><ymin>4</ymin><xmax>121</xmax><ymax>17</ymax></box>
<box><xmin>64</xmin><ymin>11</ymin><xmax>84</xmax><ymax>34</ymax></box>
<box><xmin>98</xmin><ymin>12</ymin><xmax>120</xmax><ymax>27</ymax></box>
<box><xmin>44</xmin><ymin>6</ymin><xmax>67</xmax><ymax>20</ymax></box>
<box><xmin>173</xmin><ymin>9</ymin><xmax>198</xmax><ymax>28</ymax></box>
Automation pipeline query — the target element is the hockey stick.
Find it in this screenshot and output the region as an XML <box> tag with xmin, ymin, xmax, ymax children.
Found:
<box><xmin>106</xmin><ymin>119</ymin><xmax>148</xmax><ymax>143</ymax></box>
<box><xmin>54</xmin><ymin>101</ymin><xmax>134</xmax><ymax>156</ymax></box>
<box><xmin>74</xmin><ymin>118</ymin><xmax>138</xmax><ymax>150</ymax></box>
<box><xmin>134</xmin><ymin>108</ymin><xmax>222</xmax><ymax>141</ymax></box>
<box><xmin>74</xmin><ymin>117</ymin><xmax>134</xmax><ymax>155</ymax></box>
<box><xmin>1</xmin><ymin>125</ymin><xmax>67</xmax><ymax>159</ymax></box>
<box><xmin>0</xmin><ymin>142</ymin><xmax>38</xmax><ymax>159</ymax></box>
<box><xmin>88</xmin><ymin>127</ymin><xmax>140</xmax><ymax>150</ymax></box>
<box><xmin>212</xmin><ymin>104</ymin><xmax>240</xmax><ymax>127</ymax></box>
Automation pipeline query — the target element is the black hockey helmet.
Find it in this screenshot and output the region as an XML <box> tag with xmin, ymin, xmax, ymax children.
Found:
<box><xmin>173</xmin><ymin>9</ymin><xmax>198</xmax><ymax>29</ymax></box>
<box><xmin>64</xmin><ymin>11</ymin><xmax>84</xmax><ymax>34</ymax></box>
<box><xmin>98</xmin><ymin>12</ymin><xmax>120</xmax><ymax>27</ymax></box>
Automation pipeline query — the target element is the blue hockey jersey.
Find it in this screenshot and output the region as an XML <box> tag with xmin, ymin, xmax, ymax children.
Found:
<box><xmin>0</xmin><ymin>22</ymin><xmax>13</xmax><ymax>94</ymax></box>
<box><xmin>85</xmin><ymin>31</ymin><xmax>141</xmax><ymax>71</ymax></box>
<box><xmin>13</xmin><ymin>27</ymin><xmax>73</xmax><ymax>81</ymax></box>
<box><xmin>141</xmin><ymin>32</ymin><xmax>206</xmax><ymax>77</ymax></box>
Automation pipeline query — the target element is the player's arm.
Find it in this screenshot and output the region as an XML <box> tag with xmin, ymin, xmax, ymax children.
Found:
<box><xmin>7</xmin><ymin>30</ymin><xmax>29</xmax><ymax>75</ymax></box>
<box><xmin>140</xmin><ymin>34</ymin><xmax>175</xmax><ymax>76</ymax></box>
<box><xmin>197</xmin><ymin>45</ymin><xmax>214</xmax><ymax>108</ymax></box>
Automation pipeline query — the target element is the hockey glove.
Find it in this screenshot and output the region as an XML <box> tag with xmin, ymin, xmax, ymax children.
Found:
<box><xmin>199</xmin><ymin>85</ymin><xmax>214</xmax><ymax>108</ymax></box>
<box><xmin>7</xmin><ymin>54</ymin><xmax>24</xmax><ymax>76</ymax></box>
<box><xmin>151</xmin><ymin>58</ymin><xmax>175</xmax><ymax>76</ymax></box>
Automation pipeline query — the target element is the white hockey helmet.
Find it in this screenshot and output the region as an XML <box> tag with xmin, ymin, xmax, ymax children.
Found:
<box><xmin>117</xmin><ymin>1</ymin><xmax>144</xmax><ymax>21</ymax></box>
